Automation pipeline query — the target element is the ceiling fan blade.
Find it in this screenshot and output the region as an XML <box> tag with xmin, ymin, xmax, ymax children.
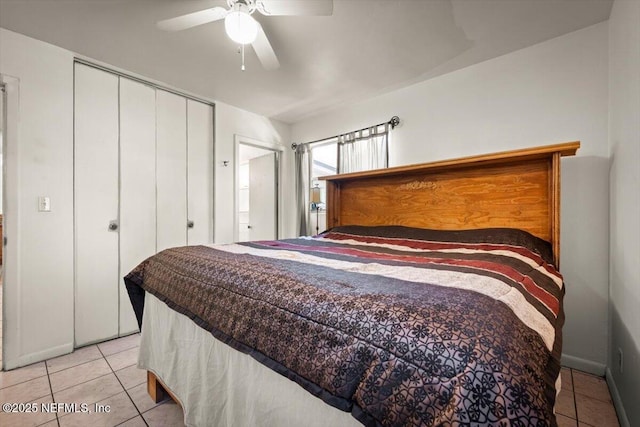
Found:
<box><xmin>256</xmin><ymin>0</ymin><xmax>333</xmax><ymax>16</ymax></box>
<box><xmin>157</xmin><ymin>7</ymin><xmax>228</xmax><ymax>31</ymax></box>
<box><xmin>251</xmin><ymin>23</ymin><xmax>280</xmax><ymax>70</ymax></box>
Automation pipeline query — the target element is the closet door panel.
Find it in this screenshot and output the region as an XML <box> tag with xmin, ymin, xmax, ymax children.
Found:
<box><xmin>119</xmin><ymin>78</ymin><xmax>156</xmax><ymax>335</ymax></box>
<box><xmin>187</xmin><ymin>100</ymin><xmax>214</xmax><ymax>245</ymax></box>
<box><xmin>74</xmin><ymin>64</ymin><xmax>120</xmax><ymax>346</ymax></box>
<box><xmin>156</xmin><ymin>90</ymin><xmax>187</xmax><ymax>251</ymax></box>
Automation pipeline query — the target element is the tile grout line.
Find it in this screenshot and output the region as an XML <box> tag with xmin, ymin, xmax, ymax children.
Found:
<box><xmin>50</xmin><ymin>369</ymin><xmax>113</xmax><ymax>394</ymax></box>
<box><xmin>55</xmin><ymin>344</ymin><xmax>127</xmax><ymax>426</ymax></box>
<box><xmin>559</xmin><ymin>368</ymin><xmax>577</xmax><ymax>422</ymax></box>
<box><xmin>573</xmin><ymin>389</ymin><xmax>616</xmax><ymax>404</ymax></box>
<box><xmin>43</xmin><ymin>359</ymin><xmax>60</xmax><ymax>427</ymax></box>
<box><xmin>1</xmin><ymin>334</ymin><xmax>139</xmax><ymax>378</ymax></box>
<box><xmin>97</xmin><ymin>335</ymin><xmax>141</xmax><ymax>356</ymax></box>
<box><xmin>41</xmin><ymin>344</ymin><xmax>140</xmax><ymax>390</ymax></box>
<box><xmin>51</xmin><ymin>364</ymin><xmax>139</xmax><ymax>414</ymax></box>
<box><xmin>8</xmin><ymin>337</ymin><xmax>151</xmax><ymax>426</ymax></box>
<box><xmin>56</xmin><ymin>387</ymin><xmax>134</xmax><ymax>425</ymax></box>
<box><xmin>50</xmin><ymin>360</ymin><xmax>124</xmax><ymax>425</ymax></box>
<box><xmin>47</xmin><ymin>355</ymin><xmax>104</xmax><ymax>376</ymax></box>
<box><xmin>21</xmin><ymin>340</ymin><xmax>139</xmax><ymax>384</ymax></box>
<box><xmin>570</xmin><ymin>368</ymin><xmax>578</xmax><ymax>423</ymax></box>
<box><xmin>6</xmin><ymin>353</ymin><xmax>617</xmax><ymax>427</ymax></box>
<box><xmin>570</xmin><ymin>368</ymin><xmax>621</xmax><ymax>427</ymax></box>
<box><xmin>0</xmin><ymin>343</ymin><xmax>142</xmax><ymax>419</ymax></box>
<box><xmin>98</xmin><ymin>341</ymin><xmax>150</xmax><ymax>427</ymax></box>
<box><xmin>0</xmin><ymin>370</ymin><xmax>48</xmax><ymax>391</ymax></box>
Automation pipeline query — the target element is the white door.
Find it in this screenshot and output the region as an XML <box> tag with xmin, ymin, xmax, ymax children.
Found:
<box><xmin>156</xmin><ymin>90</ymin><xmax>187</xmax><ymax>251</ymax></box>
<box><xmin>119</xmin><ymin>77</ymin><xmax>156</xmax><ymax>336</ymax></box>
<box><xmin>237</xmin><ymin>162</ymin><xmax>250</xmax><ymax>242</ymax></box>
<box><xmin>248</xmin><ymin>153</ymin><xmax>277</xmax><ymax>240</ymax></box>
<box><xmin>187</xmin><ymin>100</ymin><xmax>214</xmax><ymax>245</ymax></box>
<box><xmin>74</xmin><ymin>64</ymin><xmax>120</xmax><ymax>346</ymax></box>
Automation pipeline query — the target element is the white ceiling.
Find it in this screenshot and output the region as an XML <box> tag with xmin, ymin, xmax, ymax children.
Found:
<box><xmin>0</xmin><ymin>0</ymin><xmax>612</xmax><ymax>124</ymax></box>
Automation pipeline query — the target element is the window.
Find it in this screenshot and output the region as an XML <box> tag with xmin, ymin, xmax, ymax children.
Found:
<box><xmin>297</xmin><ymin>118</ymin><xmax>394</xmax><ymax>235</ymax></box>
<box><xmin>309</xmin><ymin>142</ymin><xmax>337</xmax><ymax>233</ymax></box>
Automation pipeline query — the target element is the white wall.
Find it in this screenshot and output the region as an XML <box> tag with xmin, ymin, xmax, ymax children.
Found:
<box><xmin>0</xmin><ymin>28</ymin><xmax>75</xmax><ymax>368</ymax></box>
<box><xmin>608</xmin><ymin>1</ymin><xmax>640</xmax><ymax>426</ymax></box>
<box><xmin>215</xmin><ymin>102</ymin><xmax>292</xmax><ymax>243</ymax></box>
<box><xmin>291</xmin><ymin>23</ymin><xmax>610</xmax><ymax>371</ymax></box>
<box><xmin>0</xmin><ymin>28</ymin><xmax>292</xmax><ymax>368</ymax></box>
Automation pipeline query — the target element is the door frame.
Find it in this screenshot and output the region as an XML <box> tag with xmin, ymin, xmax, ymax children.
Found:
<box><xmin>1</xmin><ymin>75</ymin><xmax>20</xmax><ymax>369</ymax></box>
<box><xmin>233</xmin><ymin>135</ymin><xmax>283</xmax><ymax>242</ymax></box>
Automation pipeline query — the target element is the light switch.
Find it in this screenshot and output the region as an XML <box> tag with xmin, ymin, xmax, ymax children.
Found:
<box><xmin>38</xmin><ymin>196</ymin><xmax>51</xmax><ymax>212</ymax></box>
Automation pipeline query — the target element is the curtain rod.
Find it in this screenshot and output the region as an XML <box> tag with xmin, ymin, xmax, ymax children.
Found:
<box><xmin>291</xmin><ymin>116</ymin><xmax>400</xmax><ymax>150</ymax></box>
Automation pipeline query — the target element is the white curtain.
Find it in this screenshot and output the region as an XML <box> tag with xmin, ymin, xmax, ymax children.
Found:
<box><xmin>295</xmin><ymin>122</ymin><xmax>391</xmax><ymax>235</ymax></box>
<box><xmin>338</xmin><ymin>124</ymin><xmax>389</xmax><ymax>174</ymax></box>
<box><xmin>295</xmin><ymin>144</ymin><xmax>311</xmax><ymax>236</ymax></box>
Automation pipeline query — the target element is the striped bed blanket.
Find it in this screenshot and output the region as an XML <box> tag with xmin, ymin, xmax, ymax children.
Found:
<box><xmin>125</xmin><ymin>226</ymin><xmax>564</xmax><ymax>427</ymax></box>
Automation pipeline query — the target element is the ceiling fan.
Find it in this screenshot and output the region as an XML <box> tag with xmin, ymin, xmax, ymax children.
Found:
<box><xmin>157</xmin><ymin>0</ymin><xmax>334</xmax><ymax>70</ymax></box>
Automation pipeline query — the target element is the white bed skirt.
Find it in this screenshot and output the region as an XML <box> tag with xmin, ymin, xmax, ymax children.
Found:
<box><xmin>138</xmin><ymin>292</ymin><xmax>360</xmax><ymax>427</ymax></box>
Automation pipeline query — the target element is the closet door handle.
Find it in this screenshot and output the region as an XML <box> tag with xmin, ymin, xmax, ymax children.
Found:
<box><xmin>108</xmin><ymin>220</ymin><xmax>119</xmax><ymax>231</ymax></box>
<box><xmin>187</xmin><ymin>220</ymin><xmax>194</xmax><ymax>229</ymax></box>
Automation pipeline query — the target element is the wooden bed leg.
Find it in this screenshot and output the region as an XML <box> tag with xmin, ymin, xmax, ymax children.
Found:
<box><xmin>147</xmin><ymin>371</ymin><xmax>182</xmax><ymax>408</ymax></box>
<box><xmin>147</xmin><ymin>371</ymin><xmax>167</xmax><ymax>403</ymax></box>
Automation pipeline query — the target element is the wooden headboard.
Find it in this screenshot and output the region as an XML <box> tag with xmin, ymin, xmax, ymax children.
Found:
<box><xmin>320</xmin><ymin>141</ymin><xmax>579</xmax><ymax>269</ymax></box>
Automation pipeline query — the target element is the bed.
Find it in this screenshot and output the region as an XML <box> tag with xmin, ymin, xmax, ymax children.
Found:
<box><xmin>125</xmin><ymin>141</ymin><xmax>579</xmax><ymax>427</ymax></box>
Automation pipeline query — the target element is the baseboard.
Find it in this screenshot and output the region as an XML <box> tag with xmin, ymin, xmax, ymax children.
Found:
<box><xmin>2</xmin><ymin>342</ymin><xmax>74</xmax><ymax>371</ymax></box>
<box><xmin>561</xmin><ymin>353</ymin><xmax>606</xmax><ymax>375</ymax></box>
<box><xmin>605</xmin><ymin>368</ymin><xmax>630</xmax><ymax>427</ymax></box>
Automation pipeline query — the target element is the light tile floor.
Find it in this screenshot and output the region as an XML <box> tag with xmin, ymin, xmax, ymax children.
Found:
<box><xmin>557</xmin><ymin>367</ymin><xmax>621</xmax><ymax>427</ymax></box>
<box><xmin>0</xmin><ymin>334</ymin><xmax>623</xmax><ymax>427</ymax></box>
<box><xmin>0</xmin><ymin>334</ymin><xmax>181</xmax><ymax>427</ymax></box>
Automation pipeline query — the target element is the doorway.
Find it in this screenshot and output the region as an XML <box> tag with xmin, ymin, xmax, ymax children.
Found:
<box><xmin>235</xmin><ymin>136</ymin><xmax>281</xmax><ymax>242</ymax></box>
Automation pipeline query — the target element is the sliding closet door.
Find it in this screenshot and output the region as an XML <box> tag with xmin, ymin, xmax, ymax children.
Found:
<box><xmin>119</xmin><ymin>78</ymin><xmax>156</xmax><ymax>335</ymax></box>
<box><xmin>156</xmin><ymin>90</ymin><xmax>187</xmax><ymax>251</ymax></box>
<box><xmin>74</xmin><ymin>64</ymin><xmax>120</xmax><ymax>346</ymax></box>
<box><xmin>187</xmin><ymin>100</ymin><xmax>214</xmax><ymax>245</ymax></box>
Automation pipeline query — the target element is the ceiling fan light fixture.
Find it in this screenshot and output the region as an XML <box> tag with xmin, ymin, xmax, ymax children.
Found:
<box><xmin>224</xmin><ymin>3</ymin><xmax>258</xmax><ymax>45</ymax></box>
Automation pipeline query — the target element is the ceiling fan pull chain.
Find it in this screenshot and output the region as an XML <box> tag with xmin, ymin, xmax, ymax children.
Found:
<box><xmin>241</xmin><ymin>43</ymin><xmax>246</xmax><ymax>71</ymax></box>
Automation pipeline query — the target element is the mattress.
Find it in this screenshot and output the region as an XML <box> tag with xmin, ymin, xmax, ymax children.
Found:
<box><xmin>139</xmin><ymin>291</ymin><xmax>358</xmax><ymax>426</ymax></box>
<box><xmin>126</xmin><ymin>226</ymin><xmax>565</xmax><ymax>426</ymax></box>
